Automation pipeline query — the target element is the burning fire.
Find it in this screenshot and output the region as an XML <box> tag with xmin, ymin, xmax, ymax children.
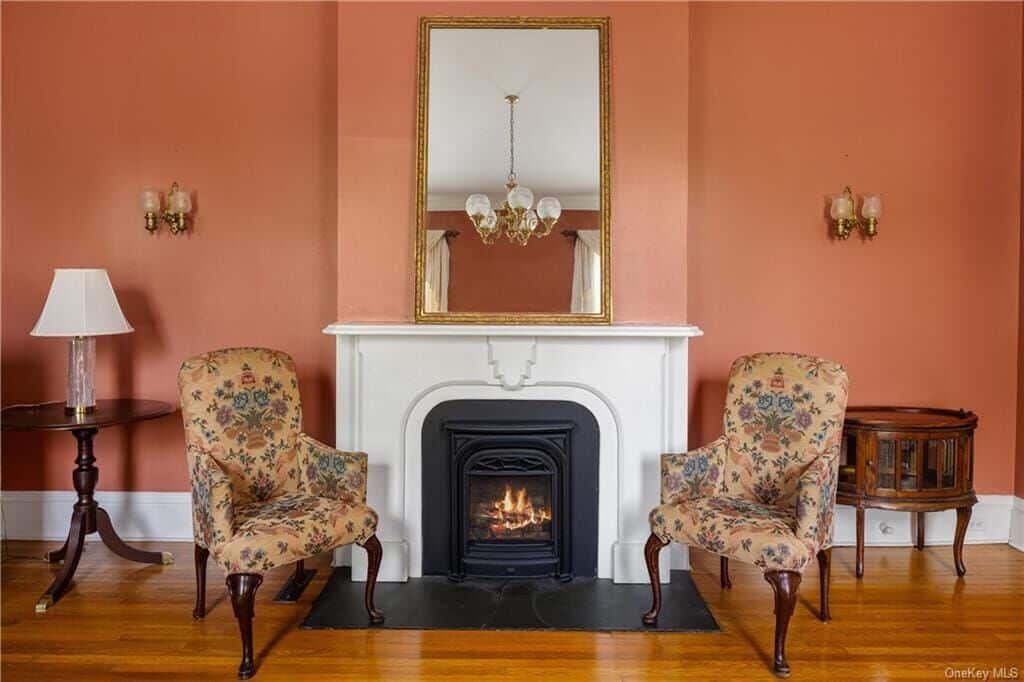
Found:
<box><xmin>487</xmin><ymin>483</ymin><xmax>551</xmax><ymax>536</ymax></box>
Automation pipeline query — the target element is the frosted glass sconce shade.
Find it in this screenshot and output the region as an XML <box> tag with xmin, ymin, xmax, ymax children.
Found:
<box><xmin>862</xmin><ymin>194</ymin><xmax>883</xmax><ymax>219</ymax></box>
<box><xmin>140</xmin><ymin>188</ymin><xmax>161</xmax><ymax>213</ymax></box>
<box><xmin>830</xmin><ymin>186</ymin><xmax>881</xmax><ymax>240</ymax></box>
<box><xmin>141</xmin><ymin>181</ymin><xmax>192</xmax><ymax>234</ymax></box>
<box><xmin>830</xmin><ymin>195</ymin><xmax>854</xmax><ymax>220</ymax></box>
<box><xmin>168</xmin><ymin>187</ymin><xmax>192</xmax><ymax>213</ymax></box>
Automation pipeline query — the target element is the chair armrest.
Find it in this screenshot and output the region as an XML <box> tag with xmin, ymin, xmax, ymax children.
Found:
<box><xmin>661</xmin><ymin>435</ymin><xmax>728</xmax><ymax>504</ymax></box>
<box><xmin>298</xmin><ymin>433</ymin><xmax>368</xmax><ymax>505</ymax></box>
<box><xmin>794</xmin><ymin>442</ymin><xmax>841</xmax><ymax>552</ymax></box>
<box><xmin>187</xmin><ymin>444</ymin><xmax>235</xmax><ymax>549</ymax></box>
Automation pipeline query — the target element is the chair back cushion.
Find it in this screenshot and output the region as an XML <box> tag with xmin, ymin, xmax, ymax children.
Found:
<box><xmin>721</xmin><ymin>352</ymin><xmax>849</xmax><ymax>506</ymax></box>
<box><xmin>179</xmin><ymin>347</ymin><xmax>303</xmax><ymax>504</ymax></box>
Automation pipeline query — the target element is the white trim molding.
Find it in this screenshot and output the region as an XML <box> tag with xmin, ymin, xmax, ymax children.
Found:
<box><xmin>1010</xmin><ymin>496</ymin><xmax>1024</xmax><ymax>552</ymax></box>
<box><xmin>323</xmin><ymin>323</ymin><xmax>703</xmax><ymax>339</ymax></box>
<box><xmin>2</xmin><ymin>491</ymin><xmax>1018</xmax><ymax>557</ymax></box>
<box><xmin>832</xmin><ymin>495</ymin><xmax>1015</xmax><ymax>548</ymax></box>
<box><xmin>324</xmin><ymin>323</ymin><xmax>702</xmax><ymax>583</ymax></box>
<box><xmin>0</xmin><ymin>491</ymin><xmax>192</xmax><ymax>542</ymax></box>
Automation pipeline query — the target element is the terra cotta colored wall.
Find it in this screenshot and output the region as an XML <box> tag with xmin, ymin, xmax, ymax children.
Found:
<box><xmin>687</xmin><ymin>2</ymin><xmax>1022</xmax><ymax>495</ymax></box>
<box><xmin>1018</xmin><ymin>7</ymin><xmax>1024</xmax><ymax>499</ymax></box>
<box><xmin>4</xmin><ymin>2</ymin><xmax>1023</xmax><ymax>497</ymax></box>
<box><xmin>337</xmin><ymin>2</ymin><xmax>690</xmax><ymax>323</ymax></box>
<box><xmin>1</xmin><ymin>2</ymin><xmax>339</xmax><ymax>491</ymax></box>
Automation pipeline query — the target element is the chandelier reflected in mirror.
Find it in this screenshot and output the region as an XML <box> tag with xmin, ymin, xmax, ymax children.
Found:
<box><xmin>465</xmin><ymin>95</ymin><xmax>562</xmax><ymax>246</ymax></box>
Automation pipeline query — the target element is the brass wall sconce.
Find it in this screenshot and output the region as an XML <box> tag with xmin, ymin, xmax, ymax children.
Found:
<box><xmin>830</xmin><ymin>186</ymin><xmax>882</xmax><ymax>239</ymax></box>
<box><xmin>140</xmin><ymin>182</ymin><xmax>192</xmax><ymax>234</ymax></box>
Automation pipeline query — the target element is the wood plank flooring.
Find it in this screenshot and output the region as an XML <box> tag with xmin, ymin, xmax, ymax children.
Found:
<box><xmin>2</xmin><ymin>540</ymin><xmax>1022</xmax><ymax>680</ymax></box>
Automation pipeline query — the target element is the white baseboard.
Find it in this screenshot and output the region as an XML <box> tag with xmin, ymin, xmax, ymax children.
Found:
<box><xmin>0</xmin><ymin>490</ymin><xmax>192</xmax><ymax>542</ymax></box>
<box><xmin>4</xmin><ymin>491</ymin><xmax>1019</xmax><ymax>560</ymax></box>
<box><xmin>831</xmin><ymin>494</ymin><xmax>1013</xmax><ymax>547</ymax></box>
<box><xmin>613</xmin><ymin>539</ymin><xmax>670</xmax><ymax>584</ymax></box>
<box><xmin>346</xmin><ymin>540</ymin><xmax>409</xmax><ymax>583</ymax></box>
<box><xmin>1010</xmin><ymin>496</ymin><xmax>1024</xmax><ymax>552</ymax></box>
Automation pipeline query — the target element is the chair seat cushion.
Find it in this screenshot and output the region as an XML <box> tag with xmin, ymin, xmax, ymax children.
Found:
<box><xmin>214</xmin><ymin>493</ymin><xmax>379</xmax><ymax>573</ymax></box>
<box><xmin>649</xmin><ymin>497</ymin><xmax>813</xmax><ymax>572</ymax></box>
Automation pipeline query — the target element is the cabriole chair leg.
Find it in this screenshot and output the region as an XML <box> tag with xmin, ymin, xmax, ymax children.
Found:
<box><xmin>641</xmin><ymin>533</ymin><xmax>669</xmax><ymax>626</ymax></box>
<box><xmin>764</xmin><ymin>570</ymin><xmax>801</xmax><ymax>678</ymax></box>
<box><xmin>816</xmin><ymin>548</ymin><xmax>832</xmax><ymax>622</ymax></box>
<box><xmin>720</xmin><ymin>556</ymin><xmax>732</xmax><ymax>589</ymax></box>
<box><xmin>193</xmin><ymin>545</ymin><xmax>210</xmax><ymax>619</ymax></box>
<box><xmin>227</xmin><ymin>573</ymin><xmax>263</xmax><ymax>680</ymax></box>
<box><xmin>362</xmin><ymin>535</ymin><xmax>385</xmax><ymax>624</ymax></box>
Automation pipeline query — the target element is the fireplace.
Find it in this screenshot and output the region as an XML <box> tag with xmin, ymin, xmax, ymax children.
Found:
<box><xmin>422</xmin><ymin>400</ymin><xmax>599</xmax><ymax>580</ymax></box>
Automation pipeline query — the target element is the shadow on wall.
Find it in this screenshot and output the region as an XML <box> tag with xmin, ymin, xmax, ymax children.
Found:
<box><xmin>1</xmin><ymin>353</ymin><xmax>54</xmax><ymax>487</ymax></box>
<box><xmin>308</xmin><ymin>369</ymin><xmax>334</xmax><ymax>441</ymax></box>
<box><xmin>111</xmin><ymin>288</ymin><xmax>167</xmax><ymax>495</ymax></box>
<box><xmin>690</xmin><ymin>377</ymin><xmax>728</xmax><ymax>447</ymax></box>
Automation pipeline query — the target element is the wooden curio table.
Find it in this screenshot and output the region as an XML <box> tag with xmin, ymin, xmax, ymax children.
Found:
<box><xmin>837</xmin><ymin>406</ymin><xmax>977</xmax><ymax>578</ymax></box>
<box><xmin>1</xmin><ymin>399</ymin><xmax>176</xmax><ymax>612</ymax></box>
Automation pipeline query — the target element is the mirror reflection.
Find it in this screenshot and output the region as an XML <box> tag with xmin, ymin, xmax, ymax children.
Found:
<box><xmin>419</xmin><ymin>22</ymin><xmax>607</xmax><ymax>319</ymax></box>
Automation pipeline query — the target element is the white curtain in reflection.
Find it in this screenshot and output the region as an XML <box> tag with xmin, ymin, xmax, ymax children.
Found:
<box><xmin>570</xmin><ymin>229</ymin><xmax>601</xmax><ymax>313</ymax></box>
<box><xmin>424</xmin><ymin>230</ymin><xmax>450</xmax><ymax>313</ymax></box>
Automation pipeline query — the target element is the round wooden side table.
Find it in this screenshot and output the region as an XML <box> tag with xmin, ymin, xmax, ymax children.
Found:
<box><xmin>837</xmin><ymin>406</ymin><xmax>977</xmax><ymax>578</ymax></box>
<box><xmin>1</xmin><ymin>399</ymin><xmax>176</xmax><ymax>612</ymax></box>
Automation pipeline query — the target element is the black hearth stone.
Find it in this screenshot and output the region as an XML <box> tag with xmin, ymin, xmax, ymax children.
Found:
<box><xmin>300</xmin><ymin>569</ymin><xmax>718</xmax><ymax>632</ymax></box>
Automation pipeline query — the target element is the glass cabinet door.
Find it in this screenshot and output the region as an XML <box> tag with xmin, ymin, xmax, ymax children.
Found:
<box><xmin>899</xmin><ymin>440</ymin><xmax>919</xmax><ymax>490</ymax></box>
<box><xmin>877</xmin><ymin>440</ymin><xmax>896</xmax><ymax>490</ymax></box>
<box><xmin>941</xmin><ymin>438</ymin><xmax>957</xmax><ymax>488</ymax></box>
<box><xmin>839</xmin><ymin>435</ymin><xmax>857</xmax><ymax>490</ymax></box>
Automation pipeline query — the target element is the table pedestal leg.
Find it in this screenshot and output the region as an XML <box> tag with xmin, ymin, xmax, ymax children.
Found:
<box><xmin>36</xmin><ymin>427</ymin><xmax>172</xmax><ymax>613</ymax></box>
<box><xmin>44</xmin><ymin>538</ymin><xmax>69</xmax><ymax>563</ymax></box>
<box><xmin>96</xmin><ymin>507</ymin><xmax>171</xmax><ymax>565</ymax></box>
<box><xmin>36</xmin><ymin>508</ymin><xmax>87</xmax><ymax>613</ymax></box>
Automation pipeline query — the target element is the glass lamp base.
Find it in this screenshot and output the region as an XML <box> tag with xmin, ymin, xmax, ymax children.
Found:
<box><xmin>66</xmin><ymin>336</ymin><xmax>96</xmax><ymax>414</ymax></box>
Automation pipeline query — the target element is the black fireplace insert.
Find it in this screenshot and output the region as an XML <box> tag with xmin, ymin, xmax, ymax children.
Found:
<box><xmin>422</xmin><ymin>400</ymin><xmax>599</xmax><ymax>580</ymax></box>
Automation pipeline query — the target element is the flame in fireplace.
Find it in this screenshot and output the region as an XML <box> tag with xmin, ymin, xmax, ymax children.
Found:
<box><xmin>487</xmin><ymin>483</ymin><xmax>551</xmax><ymax>535</ymax></box>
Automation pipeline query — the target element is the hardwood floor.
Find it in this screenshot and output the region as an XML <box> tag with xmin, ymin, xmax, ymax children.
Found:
<box><xmin>2</xmin><ymin>540</ymin><xmax>1022</xmax><ymax>680</ymax></box>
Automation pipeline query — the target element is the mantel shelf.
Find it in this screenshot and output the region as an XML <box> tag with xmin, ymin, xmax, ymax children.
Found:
<box><xmin>323</xmin><ymin>323</ymin><xmax>703</xmax><ymax>338</ymax></box>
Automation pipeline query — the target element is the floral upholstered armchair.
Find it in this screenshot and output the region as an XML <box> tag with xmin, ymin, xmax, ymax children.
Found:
<box><xmin>643</xmin><ymin>352</ymin><xmax>849</xmax><ymax>677</ymax></box>
<box><xmin>178</xmin><ymin>348</ymin><xmax>384</xmax><ymax>679</ymax></box>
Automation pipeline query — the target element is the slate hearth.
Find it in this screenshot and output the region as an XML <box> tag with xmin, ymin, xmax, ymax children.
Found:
<box><xmin>301</xmin><ymin>569</ymin><xmax>719</xmax><ymax>632</ymax></box>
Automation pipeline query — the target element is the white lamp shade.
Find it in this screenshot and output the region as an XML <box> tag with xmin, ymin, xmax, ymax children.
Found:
<box><xmin>31</xmin><ymin>269</ymin><xmax>134</xmax><ymax>337</ymax></box>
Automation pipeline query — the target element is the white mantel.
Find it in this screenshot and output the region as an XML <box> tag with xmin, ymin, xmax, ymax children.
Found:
<box><xmin>324</xmin><ymin>323</ymin><xmax>702</xmax><ymax>583</ymax></box>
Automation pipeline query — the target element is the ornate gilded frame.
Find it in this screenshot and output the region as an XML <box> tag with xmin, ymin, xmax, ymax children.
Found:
<box><xmin>414</xmin><ymin>16</ymin><xmax>612</xmax><ymax>324</ymax></box>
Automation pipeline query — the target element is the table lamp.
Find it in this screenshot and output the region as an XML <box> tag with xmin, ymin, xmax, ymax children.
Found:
<box><xmin>31</xmin><ymin>269</ymin><xmax>134</xmax><ymax>414</ymax></box>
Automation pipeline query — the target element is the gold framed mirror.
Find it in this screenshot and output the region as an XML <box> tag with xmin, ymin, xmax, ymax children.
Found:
<box><xmin>415</xmin><ymin>16</ymin><xmax>611</xmax><ymax>324</ymax></box>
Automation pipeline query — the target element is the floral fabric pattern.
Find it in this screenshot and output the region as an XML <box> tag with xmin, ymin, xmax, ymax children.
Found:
<box><xmin>297</xmin><ymin>433</ymin><xmax>367</xmax><ymax>506</ymax></box>
<box><xmin>650</xmin><ymin>497</ymin><xmax>812</xmax><ymax>571</ymax></box>
<box><xmin>216</xmin><ymin>493</ymin><xmax>378</xmax><ymax>573</ymax></box>
<box><xmin>178</xmin><ymin>347</ymin><xmax>379</xmax><ymax>576</ymax></box>
<box><xmin>189</xmin><ymin>444</ymin><xmax>235</xmax><ymax>549</ymax></box>
<box><xmin>650</xmin><ymin>352</ymin><xmax>849</xmax><ymax>574</ymax></box>
<box><xmin>179</xmin><ymin>348</ymin><xmax>303</xmax><ymax>504</ymax></box>
<box><xmin>661</xmin><ymin>435</ymin><xmax>727</xmax><ymax>504</ymax></box>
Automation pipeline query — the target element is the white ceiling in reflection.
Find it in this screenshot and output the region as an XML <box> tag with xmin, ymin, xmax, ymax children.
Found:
<box><xmin>427</xmin><ymin>28</ymin><xmax>600</xmax><ymax>210</ymax></box>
